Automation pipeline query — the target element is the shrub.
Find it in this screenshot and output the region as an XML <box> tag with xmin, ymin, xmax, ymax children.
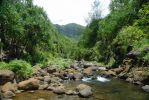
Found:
<box><xmin>47</xmin><ymin>57</ymin><xmax>73</xmax><ymax>69</ymax></box>
<box><xmin>0</xmin><ymin>62</ymin><xmax>8</xmax><ymax>69</ymax></box>
<box><xmin>8</xmin><ymin>60</ymin><xmax>32</xmax><ymax>78</ymax></box>
<box><xmin>0</xmin><ymin>60</ymin><xmax>32</xmax><ymax>78</ymax></box>
<box><xmin>112</xmin><ymin>26</ymin><xmax>145</xmax><ymax>56</ymax></box>
<box><xmin>143</xmin><ymin>53</ymin><xmax>149</xmax><ymax>61</ymax></box>
<box><xmin>113</xmin><ymin>26</ymin><xmax>145</xmax><ymax>52</ymax></box>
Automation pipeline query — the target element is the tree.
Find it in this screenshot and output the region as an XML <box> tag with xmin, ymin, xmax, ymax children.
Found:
<box><xmin>86</xmin><ymin>0</ymin><xmax>101</xmax><ymax>24</ymax></box>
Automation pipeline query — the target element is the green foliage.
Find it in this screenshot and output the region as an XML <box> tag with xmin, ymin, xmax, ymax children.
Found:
<box><xmin>0</xmin><ymin>0</ymin><xmax>78</xmax><ymax>65</ymax></box>
<box><xmin>0</xmin><ymin>62</ymin><xmax>8</xmax><ymax>69</ymax></box>
<box><xmin>79</xmin><ymin>0</ymin><xmax>149</xmax><ymax>67</ymax></box>
<box><xmin>134</xmin><ymin>2</ymin><xmax>149</xmax><ymax>33</ymax></box>
<box><xmin>47</xmin><ymin>57</ymin><xmax>73</xmax><ymax>69</ymax></box>
<box><xmin>8</xmin><ymin>60</ymin><xmax>32</xmax><ymax>78</ymax></box>
<box><xmin>79</xmin><ymin>19</ymin><xmax>99</xmax><ymax>48</ymax></box>
<box><xmin>143</xmin><ymin>53</ymin><xmax>149</xmax><ymax>61</ymax></box>
<box><xmin>112</xmin><ymin>26</ymin><xmax>146</xmax><ymax>65</ymax></box>
<box><xmin>113</xmin><ymin>26</ymin><xmax>145</xmax><ymax>53</ymax></box>
<box><xmin>0</xmin><ymin>60</ymin><xmax>32</xmax><ymax>78</ymax></box>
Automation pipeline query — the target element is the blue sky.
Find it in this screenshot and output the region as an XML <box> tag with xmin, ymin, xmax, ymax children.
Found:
<box><xmin>33</xmin><ymin>0</ymin><xmax>111</xmax><ymax>26</ymax></box>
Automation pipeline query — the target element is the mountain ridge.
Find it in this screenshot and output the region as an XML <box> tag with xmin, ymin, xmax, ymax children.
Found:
<box><xmin>54</xmin><ymin>23</ymin><xmax>85</xmax><ymax>39</ymax></box>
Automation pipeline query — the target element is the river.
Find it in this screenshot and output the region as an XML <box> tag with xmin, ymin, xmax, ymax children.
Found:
<box><xmin>12</xmin><ymin>76</ymin><xmax>149</xmax><ymax>100</ymax></box>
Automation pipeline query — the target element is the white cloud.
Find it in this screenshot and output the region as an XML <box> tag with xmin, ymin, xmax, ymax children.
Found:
<box><xmin>33</xmin><ymin>0</ymin><xmax>110</xmax><ymax>26</ymax></box>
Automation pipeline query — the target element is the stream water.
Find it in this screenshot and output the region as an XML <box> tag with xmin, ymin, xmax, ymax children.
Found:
<box><xmin>12</xmin><ymin>77</ymin><xmax>149</xmax><ymax>100</ymax></box>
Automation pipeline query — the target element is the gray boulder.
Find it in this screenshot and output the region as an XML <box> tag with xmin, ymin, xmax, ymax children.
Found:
<box><xmin>0</xmin><ymin>70</ymin><xmax>15</xmax><ymax>85</ymax></box>
<box><xmin>142</xmin><ymin>85</ymin><xmax>149</xmax><ymax>92</ymax></box>
<box><xmin>76</xmin><ymin>84</ymin><xmax>92</xmax><ymax>98</ymax></box>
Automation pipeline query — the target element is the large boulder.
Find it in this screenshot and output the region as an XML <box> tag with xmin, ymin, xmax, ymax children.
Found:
<box><xmin>76</xmin><ymin>84</ymin><xmax>92</xmax><ymax>98</ymax></box>
<box><xmin>18</xmin><ymin>78</ymin><xmax>39</xmax><ymax>90</ymax></box>
<box><xmin>0</xmin><ymin>70</ymin><xmax>15</xmax><ymax>85</ymax></box>
<box><xmin>3</xmin><ymin>91</ymin><xmax>15</xmax><ymax>98</ymax></box>
<box><xmin>1</xmin><ymin>82</ymin><xmax>17</xmax><ymax>93</ymax></box>
<box><xmin>142</xmin><ymin>85</ymin><xmax>149</xmax><ymax>92</ymax></box>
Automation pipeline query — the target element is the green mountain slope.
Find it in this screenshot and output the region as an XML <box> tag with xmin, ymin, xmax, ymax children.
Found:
<box><xmin>54</xmin><ymin>23</ymin><xmax>85</xmax><ymax>39</ymax></box>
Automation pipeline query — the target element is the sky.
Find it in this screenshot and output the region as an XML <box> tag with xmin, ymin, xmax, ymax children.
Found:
<box><xmin>33</xmin><ymin>0</ymin><xmax>111</xmax><ymax>26</ymax></box>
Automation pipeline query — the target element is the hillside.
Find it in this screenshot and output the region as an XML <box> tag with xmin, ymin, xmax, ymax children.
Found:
<box><xmin>54</xmin><ymin>23</ymin><xmax>85</xmax><ymax>39</ymax></box>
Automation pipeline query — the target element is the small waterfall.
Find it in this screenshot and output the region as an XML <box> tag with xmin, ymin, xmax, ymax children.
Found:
<box><xmin>82</xmin><ymin>76</ymin><xmax>110</xmax><ymax>82</ymax></box>
<box><xmin>97</xmin><ymin>76</ymin><xmax>110</xmax><ymax>82</ymax></box>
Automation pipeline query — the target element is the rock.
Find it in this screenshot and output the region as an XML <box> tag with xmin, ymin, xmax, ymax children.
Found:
<box><xmin>123</xmin><ymin>65</ymin><xmax>131</xmax><ymax>73</ymax></box>
<box><xmin>53</xmin><ymin>86</ymin><xmax>65</xmax><ymax>94</ymax></box>
<box><xmin>76</xmin><ymin>84</ymin><xmax>92</xmax><ymax>98</ymax></box>
<box><xmin>144</xmin><ymin>46</ymin><xmax>149</xmax><ymax>52</ymax></box>
<box><xmin>73</xmin><ymin>72</ymin><xmax>83</xmax><ymax>80</ymax></box>
<box><xmin>3</xmin><ymin>91</ymin><xmax>15</xmax><ymax>98</ymax></box>
<box><xmin>38</xmin><ymin>70</ymin><xmax>48</xmax><ymax>77</ymax></box>
<box><xmin>35</xmin><ymin>77</ymin><xmax>44</xmax><ymax>81</ymax></box>
<box><xmin>83</xmin><ymin>63</ymin><xmax>94</xmax><ymax>68</ymax></box>
<box><xmin>98</xmin><ymin>67</ymin><xmax>107</xmax><ymax>71</ymax></box>
<box><xmin>127</xmin><ymin>51</ymin><xmax>141</xmax><ymax>58</ymax></box>
<box><xmin>118</xmin><ymin>73</ymin><xmax>128</xmax><ymax>79</ymax></box>
<box><xmin>46</xmin><ymin>66</ymin><xmax>56</xmax><ymax>74</ymax></box>
<box><xmin>18</xmin><ymin>78</ymin><xmax>39</xmax><ymax>90</ymax></box>
<box><xmin>83</xmin><ymin>67</ymin><xmax>93</xmax><ymax>76</ymax></box>
<box><xmin>142</xmin><ymin>85</ymin><xmax>149</xmax><ymax>92</ymax></box>
<box><xmin>0</xmin><ymin>70</ymin><xmax>15</xmax><ymax>85</ymax></box>
<box><xmin>134</xmin><ymin>81</ymin><xmax>143</xmax><ymax>85</ymax></box>
<box><xmin>51</xmin><ymin>76</ymin><xmax>63</xmax><ymax>84</ymax></box>
<box><xmin>44</xmin><ymin>76</ymin><xmax>51</xmax><ymax>84</ymax></box>
<box><xmin>53</xmin><ymin>72</ymin><xmax>60</xmax><ymax>77</ymax></box>
<box><xmin>65</xmin><ymin>72</ymin><xmax>75</xmax><ymax>80</ymax></box>
<box><xmin>39</xmin><ymin>84</ymin><xmax>49</xmax><ymax>90</ymax></box>
<box><xmin>79</xmin><ymin>87</ymin><xmax>93</xmax><ymax>98</ymax></box>
<box><xmin>66</xmin><ymin>68</ymin><xmax>75</xmax><ymax>73</ymax></box>
<box><xmin>65</xmin><ymin>90</ymin><xmax>76</xmax><ymax>95</ymax></box>
<box><xmin>112</xmin><ymin>67</ymin><xmax>124</xmax><ymax>74</ymax></box>
<box><xmin>101</xmin><ymin>70</ymin><xmax>116</xmax><ymax>77</ymax></box>
<box><xmin>126</xmin><ymin>78</ymin><xmax>133</xmax><ymax>83</ymax></box>
<box><xmin>15</xmin><ymin>90</ymin><xmax>23</xmax><ymax>94</ymax></box>
<box><xmin>32</xmin><ymin>65</ymin><xmax>41</xmax><ymax>75</ymax></box>
<box><xmin>47</xmin><ymin>86</ymin><xmax>55</xmax><ymax>91</ymax></box>
<box><xmin>127</xmin><ymin>70</ymin><xmax>149</xmax><ymax>84</ymax></box>
<box><xmin>1</xmin><ymin>82</ymin><xmax>17</xmax><ymax>93</ymax></box>
<box><xmin>38</xmin><ymin>98</ymin><xmax>45</xmax><ymax>100</ymax></box>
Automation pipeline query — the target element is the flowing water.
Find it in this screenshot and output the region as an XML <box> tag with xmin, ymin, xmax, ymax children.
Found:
<box><xmin>12</xmin><ymin>77</ymin><xmax>149</xmax><ymax>100</ymax></box>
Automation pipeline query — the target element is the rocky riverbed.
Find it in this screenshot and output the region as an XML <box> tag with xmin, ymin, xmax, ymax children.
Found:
<box><xmin>0</xmin><ymin>60</ymin><xmax>149</xmax><ymax>100</ymax></box>
<box><xmin>0</xmin><ymin>61</ymin><xmax>101</xmax><ymax>99</ymax></box>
